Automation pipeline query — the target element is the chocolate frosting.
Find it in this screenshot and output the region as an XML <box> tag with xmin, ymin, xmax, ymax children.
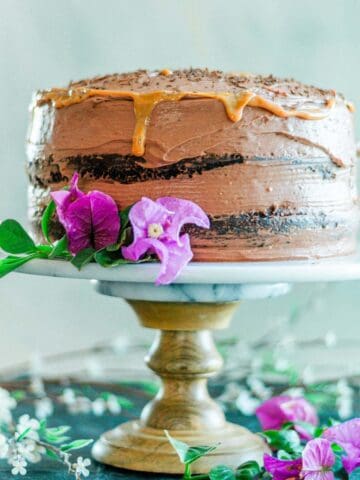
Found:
<box><xmin>28</xmin><ymin>69</ymin><xmax>356</xmax><ymax>168</ymax></box>
<box><xmin>26</xmin><ymin>69</ymin><xmax>358</xmax><ymax>262</ymax></box>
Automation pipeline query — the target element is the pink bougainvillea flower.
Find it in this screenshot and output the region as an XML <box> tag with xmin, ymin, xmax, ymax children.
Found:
<box><xmin>256</xmin><ymin>396</ymin><xmax>318</xmax><ymax>440</ymax></box>
<box><xmin>51</xmin><ymin>173</ymin><xmax>120</xmax><ymax>255</ymax></box>
<box><xmin>51</xmin><ymin>172</ymin><xmax>85</xmax><ymax>224</ymax></box>
<box><xmin>264</xmin><ymin>439</ymin><xmax>335</xmax><ymax>480</ymax></box>
<box><xmin>264</xmin><ymin>453</ymin><xmax>302</xmax><ymax>480</ymax></box>
<box><xmin>322</xmin><ymin>418</ymin><xmax>360</xmax><ymax>473</ymax></box>
<box><xmin>122</xmin><ymin>196</ymin><xmax>210</xmax><ymax>285</ymax></box>
<box><xmin>302</xmin><ymin>438</ymin><xmax>335</xmax><ymax>480</ymax></box>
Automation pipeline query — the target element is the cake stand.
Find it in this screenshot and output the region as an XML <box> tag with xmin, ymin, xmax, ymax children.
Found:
<box><xmin>18</xmin><ymin>256</ymin><xmax>360</xmax><ymax>474</ymax></box>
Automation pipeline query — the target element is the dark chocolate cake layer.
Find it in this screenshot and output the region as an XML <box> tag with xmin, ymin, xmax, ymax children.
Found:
<box><xmin>27</xmin><ymin>69</ymin><xmax>358</xmax><ymax>261</ymax></box>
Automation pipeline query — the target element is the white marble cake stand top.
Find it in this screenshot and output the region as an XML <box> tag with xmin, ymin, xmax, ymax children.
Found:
<box><xmin>15</xmin><ymin>255</ymin><xmax>360</xmax><ymax>302</ymax></box>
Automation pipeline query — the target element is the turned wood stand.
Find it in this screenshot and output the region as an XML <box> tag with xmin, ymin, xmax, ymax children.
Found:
<box><xmin>92</xmin><ymin>300</ymin><xmax>268</xmax><ymax>473</ymax></box>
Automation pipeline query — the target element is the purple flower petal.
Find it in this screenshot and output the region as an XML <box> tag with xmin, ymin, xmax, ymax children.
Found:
<box><xmin>342</xmin><ymin>456</ymin><xmax>360</xmax><ymax>474</ymax></box>
<box><xmin>322</xmin><ymin>419</ymin><xmax>360</xmax><ymax>455</ymax></box>
<box><xmin>302</xmin><ymin>439</ymin><xmax>335</xmax><ymax>480</ymax></box>
<box><xmin>65</xmin><ymin>196</ymin><xmax>93</xmax><ymax>254</ymax></box>
<box><xmin>122</xmin><ymin>234</ymin><xmax>193</xmax><ymax>285</ymax></box>
<box><xmin>156</xmin><ymin>234</ymin><xmax>193</xmax><ymax>285</ymax></box>
<box><xmin>51</xmin><ymin>172</ymin><xmax>85</xmax><ymax>224</ymax></box>
<box><xmin>157</xmin><ymin>197</ymin><xmax>210</xmax><ymax>244</ymax></box>
<box><xmin>280</xmin><ymin>398</ymin><xmax>318</xmax><ymax>440</ymax></box>
<box><xmin>88</xmin><ymin>191</ymin><xmax>120</xmax><ymax>251</ymax></box>
<box><xmin>128</xmin><ymin>197</ymin><xmax>172</xmax><ymax>243</ymax></box>
<box><xmin>122</xmin><ymin>237</ymin><xmax>168</xmax><ymax>263</ymax></box>
<box><xmin>256</xmin><ymin>396</ymin><xmax>318</xmax><ymax>439</ymax></box>
<box><xmin>256</xmin><ymin>396</ymin><xmax>292</xmax><ymax>431</ymax></box>
<box><xmin>263</xmin><ymin>453</ymin><xmax>302</xmax><ymax>480</ymax></box>
<box><xmin>302</xmin><ymin>472</ymin><xmax>334</xmax><ymax>480</ymax></box>
<box><xmin>59</xmin><ymin>190</ymin><xmax>120</xmax><ymax>255</ymax></box>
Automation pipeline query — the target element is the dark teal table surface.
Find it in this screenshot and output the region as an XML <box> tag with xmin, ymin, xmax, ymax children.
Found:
<box><xmin>0</xmin><ymin>380</ymin><xmax>350</xmax><ymax>479</ymax></box>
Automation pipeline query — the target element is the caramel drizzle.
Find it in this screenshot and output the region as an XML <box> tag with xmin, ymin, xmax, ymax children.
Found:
<box><xmin>37</xmin><ymin>87</ymin><xmax>337</xmax><ymax>157</ymax></box>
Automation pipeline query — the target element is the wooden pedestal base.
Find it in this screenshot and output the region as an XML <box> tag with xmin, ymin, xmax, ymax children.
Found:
<box><xmin>92</xmin><ymin>301</ymin><xmax>269</xmax><ymax>473</ymax></box>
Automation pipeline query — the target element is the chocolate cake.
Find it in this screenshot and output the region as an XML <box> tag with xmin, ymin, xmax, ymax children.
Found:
<box><xmin>27</xmin><ymin>69</ymin><xmax>358</xmax><ymax>261</ymax></box>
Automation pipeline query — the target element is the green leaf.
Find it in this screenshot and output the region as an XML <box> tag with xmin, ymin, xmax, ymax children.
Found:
<box><xmin>294</xmin><ymin>421</ymin><xmax>316</xmax><ymax>438</ymax></box>
<box><xmin>42</xmin><ymin>425</ymin><xmax>72</xmax><ymax>444</ymax></box>
<box><xmin>45</xmin><ymin>448</ymin><xmax>59</xmax><ymax>460</ymax></box>
<box><xmin>313</xmin><ymin>426</ymin><xmax>327</xmax><ymax>438</ymax></box>
<box><xmin>49</xmin><ymin>236</ymin><xmax>69</xmax><ymax>259</ymax></box>
<box><xmin>165</xmin><ymin>430</ymin><xmax>218</xmax><ymax>465</ymax></box>
<box><xmin>95</xmin><ymin>249</ymin><xmax>152</xmax><ymax>268</ymax></box>
<box><xmin>277</xmin><ymin>450</ymin><xmax>294</xmax><ymax>460</ymax></box>
<box><xmin>0</xmin><ymin>253</ymin><xmax>40</xmax><ymax>278</ymax></box>
<box><xmin>236</xmin><ymin>461</ymin><xmax>261</xmax><ymax>480</ymax></box>
<box><xmin>41</xmin><ymin>200</ymin><xmax>56</xmax><ymax>243</ymax></box>
<box><xmin>46</xmin><ymin>426</ymin><xmax>71</xmax><ymax>436</ymax></box>
<box><xmin>44</xmin><ymin>434</ymin><xmax>70</xmax><ymax>444</ymax></box>
<box><xmin>39</xmin><ymin>419</ymin><xmax>47</xmax><ymax>431</ymax></box>
<box><xmin>119</xmin><ymin>204</ymin><xmax>132</xmax><ymax>229</ymax></box>
<box><xmin>0</xmin><ymin>220</ymin><xmax>37</xmax><ymax>254</ymax></box>
<box><xmin>327</xmin><ymin>418</ymin><xmax>340</xmax><ymax>427</ymax></box>
<box><xmin>16</xmin><ymin>427</ymin><xmax>32</xmax><ymax>442</ymax></box>
<box><xmin>11</xmin><ymin>390</ymin><xmax>27</xmax><ymax>401</ymax></box>
<box><xmin>60</xmin><ymin>438</ymin><xmax>93</xmax><ymax>452</ymax></box>
<box><xmin>350</xmin><ymin>467</ymin><xmax>360</xmax><ymax>480</ymax></box>
<box><xmin>100</xmin><ymin>392</ymin><xmax>134</xmax><ymax>409</ymax></box>
<box><xmin>210</xmin><ymin>464</ymin><xmax>235</xmax><ymax>480</ymax></box>
<box><xmin>331</xmin><ymin>443</ymin><xmax>344</xmax><ymax>453</ymax></box>
<box><xmin>121</xmin><ymin>380</ymin><xmax>160</xmax><ymax>395</ymax></box>
<box><xmin>94</xmin><ymin>249</ymin><xmax>132</xmax><ymax>267</ymax></box>
<box><xmin>71</xmin><ymin>248</ymin><xmax>95</xmax><ymax>270</ymax></box>
<box><xmin>261</xmin><ymin>429</ymin><xmax>301</xmax><ymax>455</ymax></box>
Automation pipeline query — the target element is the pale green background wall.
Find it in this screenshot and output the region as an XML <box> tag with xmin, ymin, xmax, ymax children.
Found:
<box><xmin>0</xmin><ymin>0</ymin><xmax>359</xmax><ymax>371</ymax></box>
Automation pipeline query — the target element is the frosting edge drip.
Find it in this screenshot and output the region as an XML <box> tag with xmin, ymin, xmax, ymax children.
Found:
<box><xmin>36</xmin><ymin>87</ymin><xmax>341</xmax><ymax>158</ymax></box>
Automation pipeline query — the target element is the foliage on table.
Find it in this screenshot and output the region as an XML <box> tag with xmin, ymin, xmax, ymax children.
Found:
<box><xmin>167</xmin><ymin>395</ymin><xmax>360</xmax><ymax>480</ymax></box>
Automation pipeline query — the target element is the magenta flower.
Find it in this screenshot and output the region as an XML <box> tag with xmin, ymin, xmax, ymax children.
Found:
<box><xmin>322</xmin><ymin>418</ymin><xmax>360</xmax><ymax>473</ymax></box>
<box><xmin>121</xmin><ymin>196</ymin><xmax>210</xmax><ymax>285</ymax></box>
<box><xmin>302</xmin><ymin>438</ymin><xmax>335</xmax><ymax>480</ymax></box>
<box><xmin>51</xmin><ymin>173</ymin><xmax>120</xmax><ymax>255</ymax></box>
<box><xmin>256</xmin><ymin>396</ymin><xmax>318</xmax><ymax>440</ymax></box>
<box><xmin>264</xmin><ymin>454</ymin><xmax>302</xmax><ymax>480</ymax></box>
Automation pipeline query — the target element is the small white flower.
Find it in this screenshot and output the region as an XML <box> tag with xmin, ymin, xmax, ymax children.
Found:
<box><xmin>11</xmin><ymin>456</ymin><xmax>27</xmax><ymax>476</ymax></box>
<box><xmin>0</xmin><ymin>406</ymin><xmax>13</xmax><ymax>425</ymax></box>
<box><xmin>283</xmin><ymin>387</ymin><xmax>305</xmax><ymax>397</ymax></box>
<box><xmin>217</xmin><ymin>382</ymin><xmax>242</xmax><ymax>404</ymax></box>
<box><xmin>92</xmin><ymin>398</ymin><xmax>106</xmax><ymax>416</ymax></box>
<box><xmin>35</xmin><ymin>397</ymin><xmax>53</xmax><ymax>419</ymax></box>
<box><xmin>18</xmin><ymin>439</ymin><xmax>45</xmax><ymax>464</ymax></box>
<box><xmin>68</xmin><ymin>397</ymin><xmax>92</xmax><ymax>415</ymax></box>
<box><xmin>16</xmin><ymin>414</ymin><xmax>40</xmax><ymax>440</ymax></box>
<box><xmin>235</xmin><ymin>388</ymin><xmax>260</xmax><ymax>416</ymax></box>
<box><xmin>275</xmin><ymin>357</ymin><xmax>290</xmax><ymax>372</ymax></box>
<box><xmin>0</xmin><ymin>387</ymin><xmax>16</xmax><ymax>424</ymax></box>
<box><xmin>302</xmin><ymin>365</ymin><xmax>315</xmax><ymax>385</ymax></box>
<box><xmin>61</xmin><ymin>388</ymin><xmax>76</xmax><ymax>405</ymax></box>
<box><xmin>85</xmin><ymin>358</ymin><xmax>103</xmax><ymax>377</ymax></box>
<box><xmin>247</xmin><ymin>376</ymin><xmax>272</xmax><ymax>400</ymax></box>
<box><xmin>74</xmin><ymin>456</ymin><xmax>91</xmax><ymax>477</ymax></box>
<box><xmin>0</xmin><ymin>434</ymin><xmax>9</xmax><ymax>458</ymax></box>
<box><xmin>29</xmin><ymin>376</ymin><xmax>45</xmax><ymax>397</ymax></box>
<box><xmin>336</xmin><ymin>379</ymin><xmax>354</xmax><ymax>419</ymax></box>
<box><xmin>107</xmin><ymin>395</ymin><xmax>121</xmax><ymax>415</ymax></box>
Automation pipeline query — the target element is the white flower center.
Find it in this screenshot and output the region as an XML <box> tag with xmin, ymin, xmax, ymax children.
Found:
<box><xmin>147</xmin><ymin>223</ymin><xmax>164</xmax><ymax>239</ymax></box>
